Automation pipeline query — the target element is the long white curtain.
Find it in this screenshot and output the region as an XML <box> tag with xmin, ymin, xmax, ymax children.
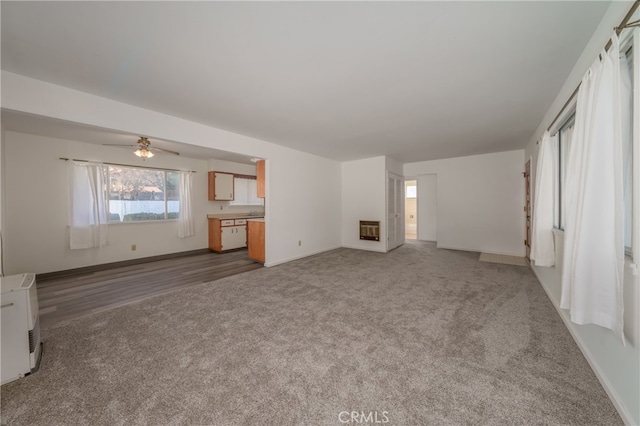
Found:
<box><xmin>530</xmin><ymin>131</ymin><xmax>557</xmax><ymax>266</ymax></box>
<box><xmin>69</xmin><ymin>161</ymin><xmax>108</xmax><ymax>249</ymax></box>
<box><xmin>178</xmin><ymin>171</ymin><xmax>195</xmax><ymax>238</ymax></box>
<box><xmin>621</xmin><ymin>51</ymin><xmax>633</xmax><ymax>251</ymax></box>
<box><xmin>560</xmin><ymin>33</ymin><xmax>627</xmax><ymax>344</ymax></box>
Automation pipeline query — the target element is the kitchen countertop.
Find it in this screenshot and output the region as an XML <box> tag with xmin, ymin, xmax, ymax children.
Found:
<box><xmin>207</xmin><ymin>213</ymin><xmax>264</xmax><ymax>220</ymax></box>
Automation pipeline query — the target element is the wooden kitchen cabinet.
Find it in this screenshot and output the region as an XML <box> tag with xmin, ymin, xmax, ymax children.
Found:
<box><xmin>208</xmin><ymin>171</ymin><xmax>234</xmax><ymax>201</ymax></box>
<box><xmin>256</xmin><ymin>160</ymin><xmax>265</xmax><ymax>198</ymax></box>
<box><xmin>208</xmin><ymin>218</ymin><xmax>247</xmax><ymax>252</ymax></box>
<box><xmin>247</xmin><ymin>219</ymin><xmax>265</xmax><ymax>263</ymax></box>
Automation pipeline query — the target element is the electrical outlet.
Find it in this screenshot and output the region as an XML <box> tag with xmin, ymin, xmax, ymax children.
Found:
<box><xmin>131</xmin><ymin>244</ymin><xmax>137</xmax><ymax>251</ymax></box>
<box><xmin>298</xmin><ymin>240</ymin><xmax>302</xmax><ymax>246</ymax></box>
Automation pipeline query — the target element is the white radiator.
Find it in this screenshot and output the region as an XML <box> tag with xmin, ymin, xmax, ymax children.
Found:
<box><xmin>1</xmin><ymin>273</ymin><xmax>42</xmax><ymax>385</ymax></box>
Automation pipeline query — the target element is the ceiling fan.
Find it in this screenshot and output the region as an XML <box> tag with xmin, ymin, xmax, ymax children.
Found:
<box><xmin>105</xmin><ymin>137</ymin><xmax>180</xmax><ymax>160</ymax></box>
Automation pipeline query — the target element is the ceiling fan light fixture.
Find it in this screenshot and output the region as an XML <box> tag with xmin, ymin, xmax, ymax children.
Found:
<box><xmin>134</xmin><ymin>147</ymin><xmax>154</xmax><ymax>159</ymax></box>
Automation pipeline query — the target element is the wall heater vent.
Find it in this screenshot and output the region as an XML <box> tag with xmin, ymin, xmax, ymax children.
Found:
<box><xmin>360</xmin><ymin>221</ymin><xmax>380</xmax><ymax>241</ymax></box>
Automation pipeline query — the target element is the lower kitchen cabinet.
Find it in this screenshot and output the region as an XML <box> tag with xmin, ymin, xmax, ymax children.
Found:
<box><xmin>247</xmin><ymin>219</ymin><xmax>265</xmax><ymax>263</ymax></box>
<box><xmin>221</xmin><ymin>226</ymin><xmax>246</xmax><ymax>251</ymax></box>
<box><xmin>208</xmin><ymin>218</ymin><xmax>247</xmax><ymax>252</ymax></box>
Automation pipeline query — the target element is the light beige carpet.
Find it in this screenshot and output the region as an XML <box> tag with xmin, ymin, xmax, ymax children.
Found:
<box><xmin>1</xmin><ymin>241</ymin><xmax>621</xmax><ymax>425</ymax></box>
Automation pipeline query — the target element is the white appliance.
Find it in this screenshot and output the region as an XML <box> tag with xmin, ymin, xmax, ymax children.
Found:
<box><xmin>1</xmin><ymin>273</ymin><xmax>42</xmax><ymax>385</ymax></box>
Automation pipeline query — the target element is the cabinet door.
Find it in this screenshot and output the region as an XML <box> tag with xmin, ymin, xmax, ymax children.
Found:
<box><xmin>256</xmin><ymin>160</ymin><xmax>265</xmax><ymax>198</ymax></box>
<box><xmin>209</xmin><ymin>172</ymin><xmax>234</xmax><ymax>201</ymax></box>
<box><xmin>208</xmin><ymin>219</ymin><xmax>222</xmax><ymax>251</ymax></box>
<box><xmin>221</xmin><ymin>226</ymin><xmax>246</xmax><ymax>250</ymax></box>
<box><xmin>248</xmin><ymin>221</ymin><xmax>265</xmax><ymax>263</ymax></box>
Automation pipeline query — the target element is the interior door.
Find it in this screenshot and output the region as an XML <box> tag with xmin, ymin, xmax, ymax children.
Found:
<box><xmin>387</xmin><ymin>173</ymin><xmax>404</xmax><ymax>251</ymax></box>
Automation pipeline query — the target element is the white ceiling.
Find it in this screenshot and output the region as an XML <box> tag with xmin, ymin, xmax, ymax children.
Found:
<box><xmin>1</xmin><ymin>1</ymin><xmax>611</xmax><ymax>163</ymax></box>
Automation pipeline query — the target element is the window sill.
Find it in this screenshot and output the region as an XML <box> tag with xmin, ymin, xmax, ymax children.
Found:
<box><xmin>108</xmin><ymin>219</ymin><xmax>178</xmax><ymax>225</ymax></box>
<box><xmin>552</xmin><ymin>228</ymin><xmax>634</xmax><ymax>265</ymax></box>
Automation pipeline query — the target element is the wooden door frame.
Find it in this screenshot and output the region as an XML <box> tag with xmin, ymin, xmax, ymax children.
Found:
<box><xmin>524</xmin><ymin>159</ymin><xmax>531</xmax><ymax>259</ymax></box>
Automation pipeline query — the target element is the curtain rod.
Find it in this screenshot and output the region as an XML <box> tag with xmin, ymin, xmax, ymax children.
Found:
<box><xmin>59</xmin><ymin>157</ymin><xmax>197</xmax><ymax>174</ymax></box>
<box><xmin>546</xmin><ymin>0</ymin><xmax>640</xmax><ymax>132</ymax></box>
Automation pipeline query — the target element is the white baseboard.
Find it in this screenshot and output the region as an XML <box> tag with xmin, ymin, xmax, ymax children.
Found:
<box><xmin>530</xmin><ymin>266</ymin><xmax>635</xmax><ymax>426</ymax></box>
<box><xmin>437</xmin><ymin>244</ymin><xmax>526</xmax><ymax>258</ymax></box>
<box><xmin>341</xmin><ymin>244</ymin><xmax>387</xmax><ymax>253</ymax></box>
<box><xmin>264</xmin><ymin>246</ymin><xmax>342</xmax><ymax>267</ymax></box>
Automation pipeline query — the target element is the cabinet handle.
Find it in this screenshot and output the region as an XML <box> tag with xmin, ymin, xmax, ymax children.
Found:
<box><xmin>1</xmin><ymin>303</ymin><xmax>15</xmax><ymax>309</ymax></box>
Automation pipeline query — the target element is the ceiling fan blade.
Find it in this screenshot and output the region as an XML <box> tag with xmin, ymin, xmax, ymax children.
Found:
<box><xmin>103</xmin><ymin>138</ymin><xmax>180</xmax><ymax>156</ymax></box>
<box><xmin>150</xmin><ymin>147</ymin><xmax>180</xmax><ymax>156</ymax></box>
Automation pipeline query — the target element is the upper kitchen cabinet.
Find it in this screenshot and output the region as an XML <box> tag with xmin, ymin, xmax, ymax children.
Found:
<box><xmin>208</xmin><ymin>171</ymin><xmax>234</xmax><ymax>201</ymax></box>
<box><xmin>256</xmin><ymin>160</ymin><xmax>265</xmax><ymax>198</ymax></box>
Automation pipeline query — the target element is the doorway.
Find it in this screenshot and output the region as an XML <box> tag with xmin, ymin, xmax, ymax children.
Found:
<box><xmin>405</xmin><ymin>180</ymin><xmax>417</xmax><ymax>240</ymax></box>
<box><xmin>387</xmin><ymin>173</ymin><xmax>404</xmax><ymax>251</ymax></box>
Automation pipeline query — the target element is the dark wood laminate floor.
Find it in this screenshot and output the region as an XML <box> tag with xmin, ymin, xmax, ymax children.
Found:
<box><xmin>37</xmin><ymin>250</ymin><xmax>262</xmax><ymax>329</ymax></box>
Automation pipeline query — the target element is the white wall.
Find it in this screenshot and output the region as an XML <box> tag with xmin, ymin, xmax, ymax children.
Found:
<box><xmin>3</xmin><ymin>131</ymin><xmax>210</xmax><ymax>274</ymax></box>
<box><xmin>385</xmin><ymin>156</ymin><xmax>404</xmax><ymax>176</ymax></box>
<box><xmin>207</xmin><ymin>159</ymin><xmax>256</xmax><ymax>176</ymax></box>
<box><xmin>417</xmin><ymin>174</ymin><xmax>437</xmax><ymax>241</ymax></box>
<box><xmin>266</xmin><ymin>154</ymin><xmax>342</xmax><ymax>266</ymax></box>
<box><xmin>523</xmin><ymin>3</ymin><xmax>639</xmax><ymax>423</ymax></box>
<box><xmin>1</xmin><ymin>72</ymin><xmax>342</xmax><ymax>269</ymax></box>
<box><xmin>404</xmin><ymin>150</ymin><xmax>525</xmax><ymax>256</ymax></box>
<box><xmin>341</xmin><ymin>156</ymin><xmax>386</xmax><ymax>252</ymax></box>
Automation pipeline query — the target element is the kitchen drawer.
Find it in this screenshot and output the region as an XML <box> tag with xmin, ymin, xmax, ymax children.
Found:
<box><xmin>221</xmin><ymin>220</ymin><xmax>235</xmax><ymax>226</ymax></box>
<box><xmin>234</xmin><ymin>219</ymin><xmax>247</xmax><ymax>225</ymax></box>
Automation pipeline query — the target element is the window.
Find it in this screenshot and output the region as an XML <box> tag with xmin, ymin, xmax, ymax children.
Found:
<box><xmin>406</xmin><ymin>185</ymin><xmax>417</xmax><ymax>199</ymax></box>
<box><xmin>229</xmin><ymin>177</ymin><xmax>263</xmax><ymax>206</ymax></box>
<box><xmin>556</xmin><ymin>114</ymin><xmax>575</xmax><ymax>230</ymax></box>
<box><xmin>107</xmin><ymin>165</ymin><xmax>179</xmax><ymax>222</ymax></box>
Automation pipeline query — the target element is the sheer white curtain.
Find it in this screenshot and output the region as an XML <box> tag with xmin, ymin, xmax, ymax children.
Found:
<box><xmin>69</xmin><ymin>161</ymin><xmax>108</xmax><ymax>249</ymax></box>
<box><xmin>178</xmin><ymin>171</ymin><xmax>195</xmax><ymax>238</ymax></box>
<box><xmin>560</xmin><ymin>33</ymin><xmax>628</xmax><ymax>344</ymax></box>
<box><xmin>530</xmin><ymin>131</ymin><xmax>557</xmax><ymax>266</ymax></box>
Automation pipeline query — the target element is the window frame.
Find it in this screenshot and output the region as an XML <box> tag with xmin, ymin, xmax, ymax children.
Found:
<box><xmin>625</xmin><ymin>30</ymin><xmax>638</xmax><ymax>260</ymax></box>
<box><xmin>106</xmin><ymin>164</ymin><xmax>180</xmax><ymax>224</ymax></box>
